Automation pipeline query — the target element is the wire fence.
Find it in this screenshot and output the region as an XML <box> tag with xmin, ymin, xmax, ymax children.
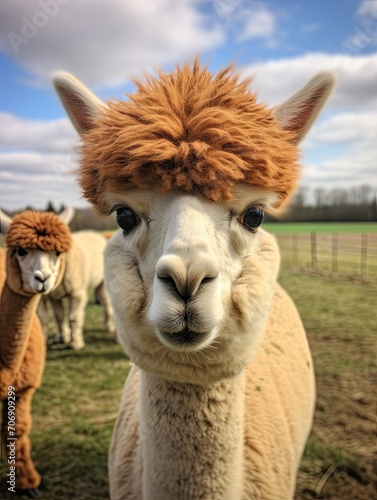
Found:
<box><xmin>275</xmin><ymin>232</ymin><xmax>377</xmax><ymax>281</ymax></box>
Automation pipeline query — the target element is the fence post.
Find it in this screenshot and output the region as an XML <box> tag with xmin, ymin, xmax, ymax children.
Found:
<box><xmin>360</xmin><ymin>233</ymin><xmax>368</xmax><ymax>279</ymax></box>
<box><xmin>311</xmin><ymin>232</ymin><xmax>317</xmax><ymax>271</ymax></box>
<box><xmin>331</xmin><ymin>233</ymin><xmax>338</xmax><ymax>273</ymax></box>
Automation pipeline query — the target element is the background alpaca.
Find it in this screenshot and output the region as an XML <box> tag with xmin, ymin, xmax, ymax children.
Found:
<box><xmin>0</xmin><ymin>209</ymin><xmax>71</xmax><ymax>498</ymax></box>
<box><xmin>37</xmin><ymin>219</ymin><xmax>116</xmax><ymax>350</ymax></box>
<box><xmin>54</xmin><ymin>62</ymin><xmax>334</xmax><ymax>499</ymax></box>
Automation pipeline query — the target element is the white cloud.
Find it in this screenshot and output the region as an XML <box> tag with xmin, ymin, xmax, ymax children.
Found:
<box><xmin>0</xmin><ymin>113</ymin><xmax>77</xmax><ymax>152</ymax></box>
<box><xmin>0</xmin><ymin>0</ymin><xmax>223</xmax><ymax>88</ymax></box>
<box><xmin>240</xmin><ymin>52</ymin><xmax>377</xmax><ymax>111</ymax></box>
<box><xmin>301</xmin><ymin>156</ymin><xmax>376</xmax><ymax>188</ymax></box>
<box><xmin>0</xmin><ymin>113</ymin><xmax>81</xmax><ymax>209</ymax></box>
<box><xmin>236</xmin><ymin>5</ymin><xmax>276</xmax><ymax>42</ymax></box>
<box><xmin>357</xmin><ymin>0</ymin><xmax>377</xmax><ymax>16</ymax></box>
<box><xmin>299</xmin><ymin>111</ymin><xmax>377</xmax><ymax>189</ymax></box>
<box><xmin>307</xmin><ymin>112</ymin><xmax>377</xmax><ymax>145</ymax></box>
<box><xmin>0</xmin><ymin>151</ymin><xmax>84</xmax><ymax>209</ymax></box>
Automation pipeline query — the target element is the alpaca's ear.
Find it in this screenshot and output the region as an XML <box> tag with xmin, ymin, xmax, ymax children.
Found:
<box><xmin>58</xmin><ymin>206</ymin><xmax>75</xmax><ymax>225</ymax></box>
<box><xmin>53</xmin><ymin>73</ymin><xmax>107</xmax><ymax>136</ymax></box>
<box><xmin>0</xmin><ymin>210</ymin><xmax>12</xmax><ymax>234</ymax></box>
<box><xmin>274</xmin><ymin>72</ymin><xmax>335</xmax><ymax>145</ymax></box>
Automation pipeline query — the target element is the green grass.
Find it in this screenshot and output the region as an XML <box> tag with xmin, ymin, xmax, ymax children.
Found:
<box><xmin>264</xmin><ymin>221</ymin><xmax>377</xmax><ymax>234</ymax></box>
<box><xmin>280</xmin><ymin>271</ymin><xmax>376</xmax><ymax>496</ymax></box>
<box><xmin>279</xmin><ymin>271</ymin><xmax>377</xmax><ymax>341</ymax></box>
<box><xmin>1</xmin><ymin>271</ymin><xmax>375</xmax><ymax>499</ymax></box>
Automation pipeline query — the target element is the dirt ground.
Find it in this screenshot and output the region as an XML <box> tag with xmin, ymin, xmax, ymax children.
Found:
<box><xmin>295</xmin><ymin>336</ymin><xmax>377</xmax><ymax>500</ymax></box>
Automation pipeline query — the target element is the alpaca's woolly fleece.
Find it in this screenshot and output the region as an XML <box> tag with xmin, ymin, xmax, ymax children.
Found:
<box><xmin>79</xmin><ymin>61</ymin><xmax>300</xmax><ymax>212</ymax></box>
<box><xmin>5</xmin><ymin>210</ymin><xmax>71</xmax><ymax>252</ymax></box>
<box><xmin>40</xmin><ymin>230</ymin><xmax>115</xmax><ymax>349</ymax></box>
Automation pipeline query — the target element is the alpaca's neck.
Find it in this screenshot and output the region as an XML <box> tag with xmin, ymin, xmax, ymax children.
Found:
<box><xmin>0</xmin><ymin>281</ymin><xmax>40</xmax><ymax>372</ymax></box>
<box><xmin>140</xmin><ymin>370</ymin><xmax>245</xmax><ymax>500</ymax></box>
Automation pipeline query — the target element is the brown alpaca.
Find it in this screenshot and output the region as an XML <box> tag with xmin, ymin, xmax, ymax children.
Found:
<box><xmin>0</xmin><ymin>210</ymin><xmax>71</xmax><ymax>498</ymax></box>
<box><xmin>54</xmin><ymin>62</ymin><xmax>335</xmax><ymax>499</ymax></box>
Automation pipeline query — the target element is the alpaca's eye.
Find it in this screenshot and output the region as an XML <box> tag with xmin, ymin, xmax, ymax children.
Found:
<box><xmin>116</xmin><ymin>207</ymin><xmax>139</xmax><ymax>233</ymax></box>
<box><xmin>239</xmin><ymin>206</ymin><xmax>264</xmax><ymax>231</ymax></box>
<box><xmin>17</xmin><ymin>248</ymin><xmax>28</xmax><ymax>257</ymax></box>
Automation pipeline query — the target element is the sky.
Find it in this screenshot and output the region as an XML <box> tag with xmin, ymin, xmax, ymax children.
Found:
<box><xmin>0</xmin><ymin>0</ymin><xmax>376</xmax><ymax>210</ymax></box>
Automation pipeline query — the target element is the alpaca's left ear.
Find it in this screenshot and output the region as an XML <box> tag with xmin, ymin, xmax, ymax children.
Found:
<box><xmin>0</xmin><ymin>210</ymin><xmax>12</xmax><ymax>234</ymax></box>
<box><xmin>53</xmin><ymin>73</ymin><xmax>108</xmax><ymax>136</ymax></box>
<box><xmin>274</xmin><ymin>72</ymin><xmax>335</xmax><ymax>145</ymax></box>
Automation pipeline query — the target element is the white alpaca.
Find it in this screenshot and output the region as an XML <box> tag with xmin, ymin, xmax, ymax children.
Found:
<box><xmin>54</xmin><ymin>63</ymin><xmax>334</xmax><ymax>499</ymax></box>
<box><xmin>39</xmin><ymin>229</ymin><xmax>116</xmax><ymax>350</ymax></box>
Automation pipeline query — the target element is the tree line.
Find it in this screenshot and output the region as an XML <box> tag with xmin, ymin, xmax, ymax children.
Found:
<box><xmin>266</xmin><ymin>185</ymin><xmax>376</xmax><ymax>222</ymax></box>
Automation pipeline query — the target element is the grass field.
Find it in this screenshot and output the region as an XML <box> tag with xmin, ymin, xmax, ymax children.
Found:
<box><xmin>264</xmin><ymin>221</ymin><xmax>377</xmax><ymax>234</ymax></box>
<box><xmin>1</xmin><ymin>269</ymin><xmax>375</xmax><ymax>499</ymax></box>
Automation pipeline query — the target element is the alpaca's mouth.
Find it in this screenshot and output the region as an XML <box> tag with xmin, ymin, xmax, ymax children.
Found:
<box><xmin>160</xmin><ymin>327</ymin><xmax>202</xmax><ymax>347</ymax></box>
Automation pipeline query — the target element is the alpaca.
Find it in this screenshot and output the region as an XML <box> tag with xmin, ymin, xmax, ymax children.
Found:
<box><xmin>54</xmin><ymin>61</ymin><xmax>335</xmax><ymax>499</ymax></box>
<box><xmin>0</xmin><ymin>209</ymin><xmax>71</xmax><ymax>497</ymax></box>
<box><xmin>38</xmin><ymin>227</ymin><xmax>116</xmax><ymax>350</ymax></box>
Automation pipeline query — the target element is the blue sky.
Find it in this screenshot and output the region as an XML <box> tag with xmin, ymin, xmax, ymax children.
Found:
<box><xmin>0</xmin><ymin>0</ymin><xmax>376</xmax><ymax>209</ymax></box>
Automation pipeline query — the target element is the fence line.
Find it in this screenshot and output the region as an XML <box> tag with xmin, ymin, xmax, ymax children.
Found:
<box><xmin>275</xmin><ymin>232</ymin><xmax>377</xmax><ymax>280</ymax></box>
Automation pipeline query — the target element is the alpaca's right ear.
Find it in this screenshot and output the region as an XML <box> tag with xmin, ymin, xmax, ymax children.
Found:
<box><xmin>274</xmin><ymin>72</ymin><xmax>335</xmax><ymax>145</ymax></box>
<box><xmin>58</xmin><ymin>206</ymin><xmax>75</xmax><ymax>225</ymax></box>
<box><xmin>0</xmin><ymin>210</ymin><xmax>12</xmax><ymax>234</ymax></box>
<box><xmin>53</xmin><ymin>73</ymin><xmax>107</xmax><ymax>136</ymax></box>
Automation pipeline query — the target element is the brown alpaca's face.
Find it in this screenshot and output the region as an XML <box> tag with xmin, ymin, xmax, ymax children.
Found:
<box><xmin>104</xmin><ymin>186</ymin><xmax>280</xmax><ymax>385</ymax></box>
<box><xmin>15</xmin><ymin>247</ymin><xmax>63</xmax><ymax>294</ymax></box>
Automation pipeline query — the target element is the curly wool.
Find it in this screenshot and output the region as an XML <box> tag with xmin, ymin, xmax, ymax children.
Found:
<box><xmin>5</xmin><ymin>210</ymin><xmax>72</xmax><ymax>253</ymax></box>
<box><xmin>79</xmin><ymin>61</ymin><xmax>300</xmax><ymax>212</ymax></box>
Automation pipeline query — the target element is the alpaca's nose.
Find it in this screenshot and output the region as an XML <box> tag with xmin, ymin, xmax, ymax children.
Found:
<box><xmin>156</xmin><ymin>252</ymin><xmax>219</xmax><ymax>299</ymax></box>
<box><xmin>34</xmin><ymin>270</ymin><xmax>51</xmax><ymax>283</ymax></box>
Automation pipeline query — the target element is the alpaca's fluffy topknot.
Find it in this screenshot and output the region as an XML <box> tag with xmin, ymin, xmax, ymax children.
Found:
<box><xmin>80</xmin><ymin>61</ymin><xmax>300</xmax><ymax>212</ymax></box>
<box><xmin>5</xmin><ymin>210</ymin><xmax>72</xmax><ymax>253</ymax></box>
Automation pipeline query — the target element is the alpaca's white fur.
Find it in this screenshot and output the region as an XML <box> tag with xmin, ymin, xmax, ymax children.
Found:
<box><xmin>54</xmin><ymin>68</ymin><xmax>335</xmax><ymax>499</ymax></box>
<box><xmin>39</xmin><ymin>230</ymin><xmax>116</xmax><ymax>350</ymax></box>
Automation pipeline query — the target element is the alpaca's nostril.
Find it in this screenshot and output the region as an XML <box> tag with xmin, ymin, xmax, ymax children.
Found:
<box><xmin>157</xmin><ymin>266</ymin><xmax>186</xmax><ymax>298</ymax></box>
<box><xmin>157</xmin><ymin>266</ymin><xmax>219</xmax><ymax>300</ymax></box>
<box><xmin>158</xmin><ymin>275</ymin><xmax>177</xmax><ymax>288</ymax></box>
<box><xmin>200</xmin><ymin>274</ymin><xmax>218</xmax><ymax>286</ymax></box>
